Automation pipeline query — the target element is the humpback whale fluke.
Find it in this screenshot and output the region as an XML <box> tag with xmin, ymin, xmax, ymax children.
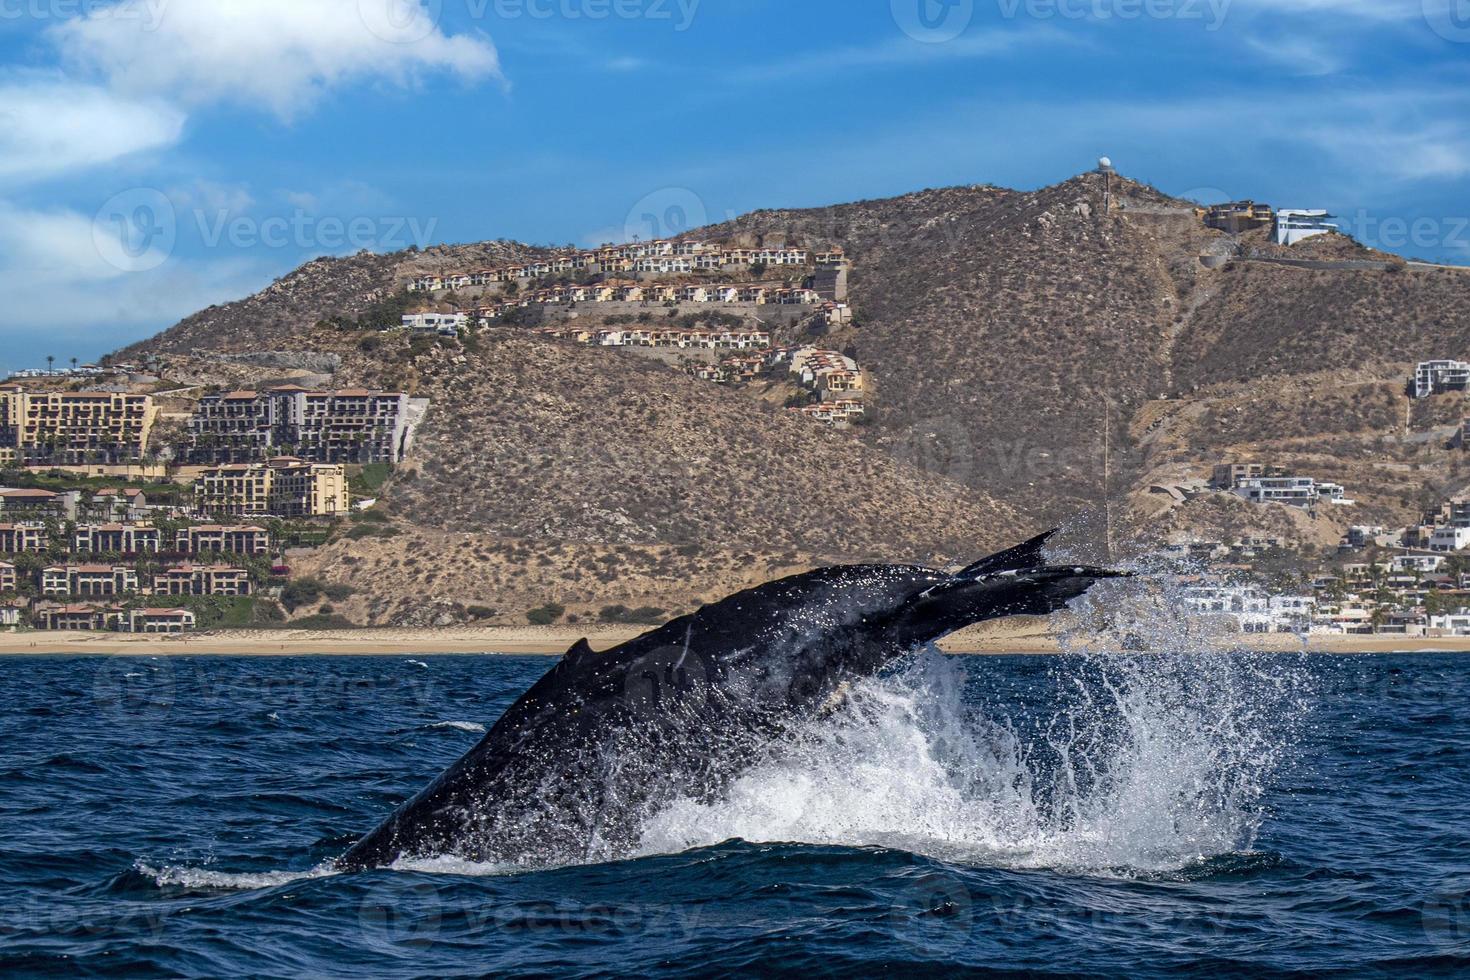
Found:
<box><xmin>336</xmin><ymin>531</ymin><xmax>1124</xmax><ymax>871</ymax></box>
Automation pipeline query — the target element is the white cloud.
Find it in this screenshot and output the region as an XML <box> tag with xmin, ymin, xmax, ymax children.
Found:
<box><xmin>1242</xmin><ymin>36</ymin><xmax>1345</xmax><ymax>77</ymax></box>
<box><xmin>50</xmin><ymin>0</ymin><xmax>504</xmax><ymax>119</ymax></box>
<box><xmin>0</xmin><ymin>80</ymin><xmax>185</xmax><ymax>182</ymax></box>
<box><xmin>0</xmin><ymin>200</ymin><xmax>279</xmax><ymax>363</ymax></box>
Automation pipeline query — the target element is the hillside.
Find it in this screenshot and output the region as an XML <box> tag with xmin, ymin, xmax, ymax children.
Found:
<box><xmin>111</xmin><ymin>169</ymin><xmax>1470</xmax><ymax>611</ymax></box>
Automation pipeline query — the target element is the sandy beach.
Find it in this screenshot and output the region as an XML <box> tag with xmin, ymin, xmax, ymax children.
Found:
<box><xmin>1</xmin><ymin>621</ymin><xmax>1467</xmax><ymax>656</ymax></box>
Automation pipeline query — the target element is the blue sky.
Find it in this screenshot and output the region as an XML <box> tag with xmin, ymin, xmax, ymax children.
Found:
<box><xmin>2</xmin><ymin>0</ymin><xmax>1469</xmax><ymax>370</ymax></box>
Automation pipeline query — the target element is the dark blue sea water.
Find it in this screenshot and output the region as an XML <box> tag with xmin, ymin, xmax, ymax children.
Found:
<box><xmin>2</xmin><ymin>651</ymin><xmax>1468</xmax><ymax>977</ymax></box>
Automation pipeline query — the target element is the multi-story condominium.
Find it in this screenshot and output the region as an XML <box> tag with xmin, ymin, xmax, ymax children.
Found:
<box><xmin>194</xmin><ymin>458</ymin><xmax>349</xmax><ymax>518</ymax></box>
<box><xmin>1414</xmin><ymin>360</ymin><xmax>1470</xmax><ymax>399</ymax></box>
<box><xmin>126</xmin><ymin>608</ymin><xmax>197</xmax><ymax>633</ymax></box>
<box><xmin>33</xmin><ymin>604</ymin><xmax>122</xmax><ymax>631</ymax></box>
<box><xmin>187</xmin><ymin>386</ymin><xmax>419</xmax><ymax>464</ymax></box>
<box><xmin>40</xmin><ymin>564</ymin><xmax>138</xmax><ymax>597</ymax></box>
<box><xmin>0</xmin><ymin>387</ymin><xmax>155</xmax><ymax>465</ymax></box>
<box><xmin>0</xmin><ymin>561</ymin><xmax>16</xmax><ymax>593</ymax></box>
<box><xmin>0</xmin><ymin>488</ymin><xmax>77</xmax><ymax>519</ymax></box>
<box><xmin>153</xmin><ymin>564</ymin><xmax>252</xmax><ymax>597</ymax></box>
<box><xmin>175</xmin><ymin>525</ymin><xmax>271</xmax><ymax>556</ymax></box>
<box><xmin>73</xmin><ymin>523</ymin><xmax>162</xmax><ymax>555</ymax></box>
<box><xmin>634</xmin><ymin>256</ymin><xmax>694</xmax><ymax>275</ymax></box>
<box><xmin>0</xmin><ymin>523</ymin><xmax>47</xmax><ymax>553</ymax></box>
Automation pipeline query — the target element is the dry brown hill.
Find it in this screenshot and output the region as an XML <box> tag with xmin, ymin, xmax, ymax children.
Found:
<box><xmin>115</xmin><ymin>169</ymin><xmax>1470</xmax><ymax>592</ymax></box>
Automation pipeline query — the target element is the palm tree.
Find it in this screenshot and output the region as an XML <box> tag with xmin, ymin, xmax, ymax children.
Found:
<box><xmin>70</xmin><ymin>358</ymin><xmax>78</xmax><ymax>374</ymax></box>
<box><xmin>45</xmin><ymin>355</ymin><xmax>55</xmax><ymax>376</ymax></box>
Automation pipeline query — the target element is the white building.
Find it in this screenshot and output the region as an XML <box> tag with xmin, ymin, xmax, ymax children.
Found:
<box><xmin>1233</xmin><ymin>476</ymin><xmax>1351</xmax><ymax>508</ymax></box>
<box><xmin>1429</xmin><ymin>614</ymin><xmax>1470</xmax><ymax>636</ymax></box>
<box><xmin>1413</xmin><ymin>360</ymin><xmax>1470</xmax><ymax>399</ymax></box>
<box><xmin>1178</xmin><ymin>585</ymin><xmax>1313</xmax><ymax>633</ymax></box>
<box><xmin>1392</xmin><ymin>553</ymin><xmax>1447</xmax><ymax>573</ymax></box>
<box><xmin>1274</xmin><ymin>209</ymin><xmax>1337</xmax><ymax>246</ymax></box>
<box><xmin>1429</xmin><ymin>526</ymin><xmax>1470</xmax><ymax>552</ymax></box>
<box><xmin>398</xmin><ymin>313</ymin><xmax>468</xmax><ymax>337</ymax></box>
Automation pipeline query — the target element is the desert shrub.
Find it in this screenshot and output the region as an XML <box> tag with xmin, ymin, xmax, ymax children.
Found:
<box><xmin>466</xmin><ymin>605</ymin><xmax>497</xmax><ymax>620</ymax></box>
<box><xmin>525</xmin><ymin>602</ymin><xmax>566</xmax><ymax>625</ymax></box>
<box><xmin>598</xmin><ymin>604</ymin><xmax>666</xmax><ymax>624</ymax></box>
<box><xmin>280</xmin><ymin>577</ymin><xmax>323</xmax><ymax>611</ymax></box>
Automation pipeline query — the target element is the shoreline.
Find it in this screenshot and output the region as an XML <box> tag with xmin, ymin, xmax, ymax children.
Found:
<box><xmin>1</xmin><ymin>625</ymin><xmax>1468</xmax><ymax>656</ymax></box>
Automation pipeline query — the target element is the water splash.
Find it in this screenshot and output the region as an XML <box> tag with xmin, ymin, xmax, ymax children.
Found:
<box><xmin>637</xmin><ymin>582</ymin><xmax>1312</xmax><ymax>876</ymax></box>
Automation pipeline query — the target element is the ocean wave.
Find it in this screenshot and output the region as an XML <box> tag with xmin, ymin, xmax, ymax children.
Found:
<box><xmin>427</xmin><ymin>721</ymin><xmax>487</xmax><ymax>734</ymax></box>
<box><xmin>136</xmin><ymin>861</ymin><xmax>339</xmax><ymax>890</ymax></box>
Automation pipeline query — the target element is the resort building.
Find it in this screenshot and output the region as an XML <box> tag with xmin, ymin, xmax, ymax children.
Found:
<box><xmin>194</xmin><ymin>458</ymin><xmax>350</xmax><ymax>518</ymax></box>
<box><xmin>0</xmin><ymin>488</ymin><xmax>77</xmax><ymax>520</ymax></box>
<box><xmin>0</xmin><ymin>387</ymin><xmax>155</xmax><ymax>465</ymax></box>
<box><xmin>175</xmin><ymin>525</ymin><xmax>271</xmax><ymax>556</ymax></box>
<box><xmin>1273</xmin><ymin>209</ymin><xmax>1337</xmax><ymax>246</ymax></box>
<box><xmin>153</xmin><ymin>565</ymin><xmax>252</xmax><ymax>597</ymax></box>
<box><xmin>0</xmin><ymin>561</ymin><xmax>16</xmax><ymax>593</ymax></box>
<box><xmin>127</xmin><ymin>608</ymin><xmax>196</xmax><ymax>633</ymax></box>
<box><xmin>0</xmin><ymin>523</ymin><xmax>48</xmax><ymax>553</ymax></box>
<box><xmin>1413</xmin><ymin>360</ymin><xmax>1470</xmax><ymax>399</ymax></box>
<box><xmin>72</xmin><ymin>523</ymin><xmax>162</xmax><ymax>555</ymax></box>
<box><xmin>33</xmin><ymin>604</ymin><xmax>123</xmax><ymax>631</ymax></box>
<box><xmin>40</xmin><ymin>564</ymin><xmax>138</xmax><ymax>597</ymax></box>
<box><xmin>187</xmin><ymin>386</ymin><xmax>421</xmax><ymax>464</ymax></box>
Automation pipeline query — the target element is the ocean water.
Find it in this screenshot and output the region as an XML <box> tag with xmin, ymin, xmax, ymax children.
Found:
<box><xmin>1</xmin><ymin>650</ymin><xmax>1467</xmax><ymax>977</ymax></box>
